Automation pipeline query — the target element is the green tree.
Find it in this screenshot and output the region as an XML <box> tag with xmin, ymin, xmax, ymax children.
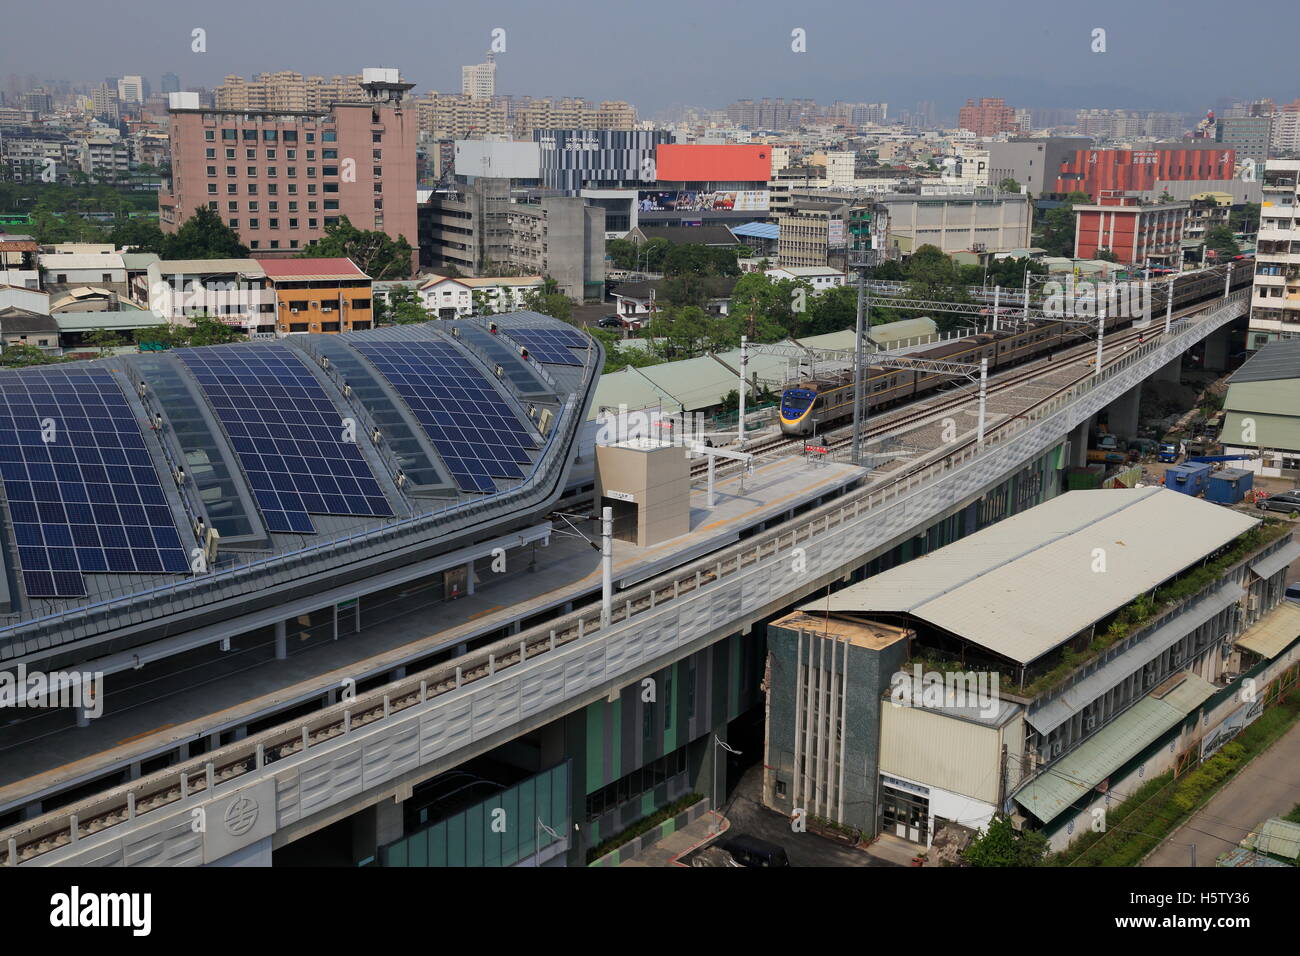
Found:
<box><xmin>998</xmin><ymin>177</ymin><xmax>1021</xmax><ymax>193</ymax></box>
<box><xmin>109</xmin><ymin>218</ymin><xmax>168</xmax><ymax>254</ymax></box>
<box><xmin>168</xmin><ymin>206</ymin><xmax>249</xmax><ymax>259</ymax></box>
<box><xmin>0</xmin><ymin>344</ymin><xmax>61</xmax><ymax>367</ymax></box>
<box><xmin>1039</xmin><ymin>191</ymin><xmax>1090</xmax><ymax>257</ymax></box>
<box><xmin>1204</xmin><ymin>225</ymin><xmax>1240</xmax><ymax>259</ymax></box>
<box><xmin>804</xmin><ymin>284</ymin><xmax>859</xmax><ymax>335</ymax></box>
<box><xmin>605</xmin><ymin>238</ymin><xmax>638</xmax><ymax>270</ymax></box>
<box><xmin>301</xmin><ymin>215</ymin><xmax>414</xmax><ymax>279</ymax></box>
<box><xmin>1095</xmin><ymin>248</ymin><xmax>1120</xmax><ymax>263</ymax></box>
<box><xmin>134</xmin><ymin>323</ymin><xmax>188</xmax><ymax>350</ymax></box>
<box><xmin>377</xmin><ymin>285</ymin><xmax>432</xmax><ymax>324</ymax></box>
<box><xmin>186</xmin><ymin>314</ymin><xmax>246</xmax><ymax>347</ymax></box>
<box><xmin>963</xmin><ymin>814</ymin><xmax>1048</xmax><ymax>867</ymax></box>
<box><xmin>1229</xmin><ymin>202</ymin><xmax>1260</xmax><ymax>237</ymax></box>
<box><xmin>86</xmin><ymin>327</ymin><xmax>119</xmax><ymax>356</ymax></box>
<box><xmin>521</xmin><ymin>280</ymin><xmax>574</xmax><ymax>322</ymax></box>
<box><xmin>903</xmin><ymin>245</ymin><xmax>971</xmax><ymax>330</ymax></box>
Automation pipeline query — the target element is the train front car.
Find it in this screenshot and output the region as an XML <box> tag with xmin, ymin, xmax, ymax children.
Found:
<box><xmin>779</xmin><ymin>386</ymin><xmax>818</xmax><ymax>436</ymax></box>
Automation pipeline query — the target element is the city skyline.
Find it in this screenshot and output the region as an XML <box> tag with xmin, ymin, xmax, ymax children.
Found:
<box><xmin>3</xmin><ymin>0</ymin><xmax>1298</xmax><ymax>118</ymax></box>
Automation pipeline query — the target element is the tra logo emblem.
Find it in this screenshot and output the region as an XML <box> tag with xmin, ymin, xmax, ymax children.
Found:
<box><xmin>224</xmin><ymin>794</ymin><xmax>259</xmax><ymax>836</ymax></box>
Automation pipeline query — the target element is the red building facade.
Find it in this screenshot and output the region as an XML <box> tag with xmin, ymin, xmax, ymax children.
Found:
<box><xmin>1073</xmin><ymin>193</ymin><xmax>1188</xmax><ymax>265</ymax></box>
<box><xmin>958</xmin><ymin>97</ymin><xmax>1019</xmax><ymax>137</ymax></box>
<box><xmin>1054</xmin><ymin>146</ymin><xmax>1235</xmax><ymax>200</ymax></box>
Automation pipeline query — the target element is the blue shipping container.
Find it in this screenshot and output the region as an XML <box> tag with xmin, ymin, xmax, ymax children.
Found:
<box><xmin>1164</xmin><ymin>462</ymin><xmax>1212</xmax><ymax>497</ymax></box>
<box><xmin>1205</xmin><ymin>468</ymin><xmax>1253</xmax><ymax>505</ymax></box>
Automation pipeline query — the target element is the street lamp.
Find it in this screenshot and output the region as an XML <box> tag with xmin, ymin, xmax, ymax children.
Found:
<box><xmin>535</xmin><ymin>815</ymin><xmax>562</xmax><ymax>867</ymax></box>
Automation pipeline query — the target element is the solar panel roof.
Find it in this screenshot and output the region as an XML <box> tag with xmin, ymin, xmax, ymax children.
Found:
<box><xmin>502</xmin><ymin>327</ymin><xmax>589</xmax><ymax>367</ymax></box>
<box><xmin>176</xmin><ymin>344</ymin><xmax>392</xmax><ymax>534</ymax></box>
<box><xmin>0</xmin><ymin>366</ymin><xmax>189</xmax><ymax>598</ymax></box>
<box><xmin>352</xmin><ymin>339</ymin><xmax>537</xmax><ymax>494</ymax></box>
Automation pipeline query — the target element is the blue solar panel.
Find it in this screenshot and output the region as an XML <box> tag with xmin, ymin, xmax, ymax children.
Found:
<box><xmin>352</xmin><ymin>340</ymin><xmax>536</xmax><ymax>494</ymax></box>
<box><xmin>0</xmin><ymin>367</ymin><xmax>190</xmax><ymax>598</ymax></box>
<box><xmin>503</xmin><ymin>327</ymin><xmax>588</xmax><ymax>366</ymax></box>
<box><xmin>177</xmin><ymin>344</ymin><xmax>392</xmax><ymax>533</ymax></box>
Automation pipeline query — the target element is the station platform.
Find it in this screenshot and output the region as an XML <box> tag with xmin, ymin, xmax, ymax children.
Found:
<box><xmin>0</xmin><ymin>453</ymin><xmax>864</xmax><ymax>811</ymax></box>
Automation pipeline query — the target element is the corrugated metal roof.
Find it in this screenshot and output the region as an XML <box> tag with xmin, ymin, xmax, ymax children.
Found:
<box><xmin>813</xmin><ymin>488</ymin><xmax>1258</xmax><ymax>665</ymax></box>
<box><xmin>1235</xmin><ymin>600</ymin><xmax>1300</xmax><ymax>659</ymax></box>
<box><xmin>1014</xmin><ymin>672</ymin><xmax>1216</xmax><ymax>823</ymax></box>
<box><xmin>587</xmin><ymin>367</ymin><xmax>675</xmax><ymax>421</ymax></box>
<box><xmin>1250</xmin><ymin>539</ymin><xmax>1300</xmax><ymax>580</ymax></box>
<box><xmin>1251</xmin><ymin>818</ymin><xmax>1300</xmax><ymax>860</ymax></box>
<box><xmin>1231</xmin><ymin>339</ymin><xmax>1300</xmax><ymax>383</ymax></box>
<box><xmin>155</xmin><ymin>259</ymin><xmax>265</xmax><ymax>275</ymax></box>
<box><xmin>637</xmin><ymin>355</ymin><xmax>738</xmax><ymax>411</ymax></box>
<box><xmin>731</xmin><ymin>222</ymin><xmax>779</xmax><ymax>240</ymax></box>
<box><xmin>1025</xmin><ymin>581</ymin><xmax>1245</xmax><ymax>735</ymax></box>
<box><xmin>40</xmin><ymin>253</ymin><xmax>126</xmax><ymax>270</ymax></box>
<box><xmin>712</xmin><ymin>347</ymin><xmax>796</xmax><ymax>385</ymax></box>
<box><xmin>1221</xmin><ymin>410</ymin><xmax>1300</xmax><ymax>453</ymax></box>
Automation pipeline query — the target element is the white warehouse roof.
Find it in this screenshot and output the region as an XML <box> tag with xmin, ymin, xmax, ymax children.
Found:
<box><xmin>814</xmin><ymin>488</ymin><xmax>1259</xmax><ymax>665</ymax></box>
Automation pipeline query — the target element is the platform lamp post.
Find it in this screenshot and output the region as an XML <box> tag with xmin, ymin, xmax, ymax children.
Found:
<box><xmin>535</xmin><ymin>816</ymin><xmax>562</xmax><ymax>867</ymax></box>
<box><xmin>600</xmin><ymin>506</ymin><xmax>612</xmax><ymax>627</ymax></box>
<box><xmin>737</xmin><ymin>335</ymin><xmax>748</xmax><ymax>449</ymax></box>
<box><xmin>1165</xmin><ymin>272</ymin><xmax>1175</xmax><ymax>336</ymax></box>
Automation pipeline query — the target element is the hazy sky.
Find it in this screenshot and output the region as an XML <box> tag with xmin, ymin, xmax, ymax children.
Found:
<box><xmin>2</xmin><ymin>0</ymin><xmax>1293</xmax><ymax>116</ymax></box>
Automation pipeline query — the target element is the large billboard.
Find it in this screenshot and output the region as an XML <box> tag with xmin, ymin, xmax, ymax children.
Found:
<box><xmin>637</xmin><ymin>189</ymin><xmax>769</xmax><ymax>212</ymax></box>
<box><xmin>655</xmin><ymin>144</ymin><xmax>772</xmax><ymax>183</ymax></box>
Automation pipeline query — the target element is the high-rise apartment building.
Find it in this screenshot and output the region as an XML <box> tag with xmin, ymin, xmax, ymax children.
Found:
<box><xmin>1249</xmin><ymin>159</ymin><xmax>1300</xmax><ymax>348</ymax></box>
<box><xmin>461</xmin><ymin>56</ymin><xmax>496</xmax><ymax>99</ymax></box>
<box><xmin>213</xmin><ymin>71</ymin><xmax>387</xmax><ymax>111</ymax></box>
<box><xmin>1271</xmin><ymin>101</ymin><xmax>1300</xmax><ymax>154</ymax></box>
<box><xmin>161</xmin><ymin>73</ymin><xmax>181</xmax><ymax>95</ymax></box>
<box><xmin>160</xmin><ymin>70</ymin><xmax>418</xmax><ymax>265</ymax></box>
<box><xmin>725</xmin><ymin>98</ymin><xmax>817</xmax><ymax>130</ymax></box>
<box><xmin>958</xmin><ymin>97</ymin><xmax>1019</xmax><ymax>137</ymax></box>
<box><xmin>1217</xmin><ymin>115</ymin><xmax>1272</xmax><ymax>164</ymax></box>
<box><xmin>118</xmin><ymin>75</ymin><xmax>146</xmax><ymax>104</ymax></box>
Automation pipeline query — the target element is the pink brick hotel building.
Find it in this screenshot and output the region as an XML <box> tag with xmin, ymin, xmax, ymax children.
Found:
<box><xmin>159</xmin><ymin>69</ymin><xmax>418</xmax><ymax>262</ymax></box>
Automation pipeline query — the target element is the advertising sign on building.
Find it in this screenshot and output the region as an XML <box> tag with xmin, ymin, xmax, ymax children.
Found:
<box><xmin>637</xmin><ymin>190</ymin><xmax>769</xmax><ymax>212</ymax></box>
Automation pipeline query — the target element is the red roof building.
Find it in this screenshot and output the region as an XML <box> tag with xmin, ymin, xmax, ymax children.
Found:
<box><xmin>1073</xmin><ymin>193</ymin><xmax>1188</xmax><ymax>266</ymax></box>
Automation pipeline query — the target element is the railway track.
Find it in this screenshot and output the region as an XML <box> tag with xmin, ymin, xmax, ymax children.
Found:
<box><xmin>692</xmin><ymin>311</ymin><xmax>1186</xmax><ymax>475</ymax></box>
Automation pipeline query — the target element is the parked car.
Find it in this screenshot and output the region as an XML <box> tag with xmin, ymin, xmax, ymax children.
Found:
<box><xmin>1256</xmin><ymin>492</ymin><xmax>1300</xmax><ymax>516</ymax></box>
<box><xmin>598</xmin><ymin>315</ymin><xmax>625</xmax><ymax>329</ymax></box>
<box><xmin>720</xmin><ymin>834</ymin><xmax>791</xmax><ymax>867</ymax></box>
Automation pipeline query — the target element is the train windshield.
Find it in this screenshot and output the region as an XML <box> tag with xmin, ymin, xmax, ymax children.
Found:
<box><xmin>781</xmin><ymin>389</ymin><xmax>815</xmax><ymax>416</ymax></box>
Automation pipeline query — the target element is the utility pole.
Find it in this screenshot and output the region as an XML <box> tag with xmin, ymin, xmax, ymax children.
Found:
<box><xmin>737</xmin><ymin>335</ymin><xmax>748</xmax><ymax>448</ymax></box>
<box><xmin>851</xmin><ymin>258</ymin><xmax>871</xmax><ymax>465</ymax></box>
<box><xmin>1165</xmin><ymin>273</ymin><xmax>1175</xmax><ymax>335</ymax></box>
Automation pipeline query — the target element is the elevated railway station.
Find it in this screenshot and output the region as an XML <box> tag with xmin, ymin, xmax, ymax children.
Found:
<box><xmin>0</xmin><ymin>265</ymin><xmax>1263</xmax><ymax>867</ymax></box>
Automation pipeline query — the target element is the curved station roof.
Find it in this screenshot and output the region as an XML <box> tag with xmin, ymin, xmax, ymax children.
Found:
<box><xmin>0</xmin><ymin>312</ymin><xmax>601</xmax><ymax>669</ymax></box>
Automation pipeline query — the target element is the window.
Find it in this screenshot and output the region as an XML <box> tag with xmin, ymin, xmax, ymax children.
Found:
<box><xmin>324</xmin><ymin>182</ymin><xmax>339</xmax><ymax>193</ymax></box>
<box><xmin>372</xmin><ymin>131</ymin><xmax>382</xmax><ymax>143</ymax></box>
<box><xmin>208</xmin><ymin>184</ymin><xmax>218</xmax><ymax>194</ymax></box>
<box><xmin>372</xmin><ymin>166</ymin><xmax>382</xmax><ymax>178</ymax></box>
<box><xmin>249</xmin><ymin>219</ymin><xmax>259</xmax><ymax>229</ymax></box>
<box><xmin>352</xmin><ymin>298</ymin><xmax>370</xmax><ymax>310</ymax></box>
<box><xmin>228</xmin><ymin>219</ymin><xmax>238</xmax><ymax>229</ymax></box>
<box><xmin>307</xmin><ymin>184</ymin><xmax>317</xmax><ymax>195</ymax></box>
<box><xmin>322</xmin><ymin>149</ymin><xmax>337</xmax><ymax>160</ymax></box>
<box><xmin>205</xmin><ymin>130</ymin><xmax>215</xmax><ymax>141</ymax></box>
<box><xmin>372</xmin><ymin>149</ymin><xmax>382</xmax><ymax>160</ymax></box>
<box><xmin>228</xmin><ymin>201</ymin><xmax>238</xmax><ymax>211</ymax></box>
<box><xmin>265</xmin><ymin>149</ymin><xmax>276</xmax><ymax>160</ymax></box>
<box><xmin>245</xmin><ymin>148</ymin><xmax>255</xmax><ymax>160</ymax></box>
<box><xmin>247</xmin><ymin>184</ymin><xmax>258</xmax><ymax>195</ymax></box>
<box><xmin>322</xmin><ymin>129</ymin><xmax>336</xmax><ymax>142</ymax></box>
<box><xmin>225</xmin><ymin>166</ymin><xmax>236</xmax><ymax>176</ymax></box>
<box><xmin>324</xmin><ymin>200</ymin><xmax>339</xmax><ymax>210</ymax></box>
<box><xmin>283</xmin><ymin>130</ymin><xmax>297</xmax><ymax>143</ymax></box>
<box><xmin>269</xmin><ymin>219</ymin><xmax>279</xmax><ymax>229</ymax></box>
<box><xmin>322</xmin><ymin>166</ymin><xmax>338</xmax><ymax>177</ymax></box>
<box><xmin>307</xmin><ymin>167</ymin><xmax>316</xmax><ymax>178</ymax></box>
<box><xmin>263</xmin><ymin>130</ymin><xmax>277</xmax><ymax>141</ymax></box>
<box><xmin>306</xmin><ymin>150</ymin><xmax>316</xmax><ymax>160</ymax></box>
<box><xmin>249</xmin><ymin>240</ymin><xmax>259</xmax><ymax>249</ymax></box>
<box><xmin>208</xmin><ymin>201</ymin><xmax>218</xmax><ymax>210</ymax></box>
<box><xmin>289</xmin><ymin>218</ymin><xmax>299</xmax><ymax>229</ymax></box>
<box><xmin>286</xmin><ymin>167</ymin><xmax>296</xmax><ymax>178</ymax></box>
<box><xmin>286</xmin><ymin>149</ymin><xmax>296</xmax><ymax>160</ymax></box>
<box><xmin>308</xmin><ymin>201</ymin><xmax>318</xmax><ymax>211</ymax></box>
<box><xmin>205</xmin><ymin>148</ymin><xmax>215</xmax><ymax>159</ymax></box>
<box><xmin>287</xmin><ymin>184</ymin><xmax>298</xmax><ymax>195</ymax></box>
<box><xmin>267</xmin><ymin>183</ymin><xmax>277</xmax><ymax>195</ymax></box>
<box><xmin>305</xmin><ymin>133</ymin><xmax>315</xmax><ymax>143</ymax></box>
<box><xmin>270</xmin><ymin>240</ymin><xmax>280</xmax><ymax>249</ymax></box>
<box><xmin>225</xmin><ymin>148</ymin><xmax>235</xmax><ymax>159</ymax></box>
<box><xmin>246</xmin><ymin>167</ymin><xmax>257</xmax><ymax>177</ymax></box>
<box><xmin>309</xmin><ymin>218</ymin><xmax>318</xmax><ymax>228</ymax></box>
<box><xmin>268</xmin><ymin>201</ymin><xmax>278</xmax><ymax>212</ymax></box>
<box><xmin>226</xmin><ymin>183</ymin><xmax>237</xmax><ymax>194</ymax></box>
<box><xmin>222</xmin><ymin>129</ymin><xmax>236</xmax><ymax>141</ymax></box>
<box><xmin>242</xmin><ymin>129</ymin><xmax>257</xmax><ymax>141</ymax></box>
<box><xmin>248</xmin><ymin>201</ymin><xmax>259</xmax><ymax>212</ymax></box>
<box><xmin>288</xmin><ymin>201</ymin><xmax>298</xmax><ymax>212</ymax></box>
